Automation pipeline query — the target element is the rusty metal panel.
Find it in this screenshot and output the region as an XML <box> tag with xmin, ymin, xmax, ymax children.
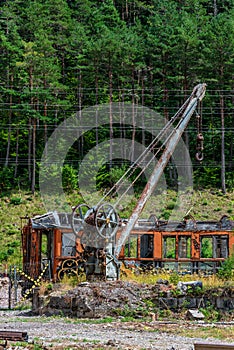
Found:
<box><xmin>229</xmin><ymin>232</ymin><xmax>234</xmax><ymax>255</ymax></box>
<box><xmin>53</xmin><ymin>229</ymin><xmax>62</xmax><ymax>279</ymax></box>
<box><xmin>153</xmin><ymin>232</ymin><xmax>162</xmax><ymax>259</ymax></box>
<box><xmin>191</xmin><ymin>233</ymin><xmax>200</xmax><ymax>259</ymax></box>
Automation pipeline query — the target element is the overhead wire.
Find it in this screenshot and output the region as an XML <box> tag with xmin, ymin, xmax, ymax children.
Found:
<box><xmin>96</xmin><ymin>89</ymin><xmax>198</xmax><ymax>206</ymax></box>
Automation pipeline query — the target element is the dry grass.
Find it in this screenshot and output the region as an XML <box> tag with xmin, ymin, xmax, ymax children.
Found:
<box><xmin>153</xmin><ymin>323</ymin><xmax>234</xmax><ymax>341</ymax></box>
<box><xmin>120</xmin><ymin>267</ymin><xmax>234</xmax><ymax>288</ymax></box>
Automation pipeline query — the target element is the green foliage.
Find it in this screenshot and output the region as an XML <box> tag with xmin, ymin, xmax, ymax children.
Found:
<box><xmin>0</xmin><ymin>0</ymin><xmax>232</xmax><ymax>196</ymax></box>
<box><xmin>10</xmin><ymin>197</ymin><xmax>22</xmax><ymax>205</ymax></box>
<box><xmin>0</xmin><ymin>0</ymin><xmax>234</xmax><ymax>266</ymax></box>
<box><xmin>161</xmin><ymin>210</ymin><xmax>171</xmax><ymax>220</ymax></box>
<box><xmin>201</xmin><ymin>237</ymin><xmax>213</xmax><ymax>258</ymax></box>
<box><xmin>169</xmin><ymin>272</ymin><xmax>180</xmax><ymax>286</ymax></box>
<box><xmin>62</xmin><ymin>165</ymin><xmax>78</xmax><ymax>192</ymax></box>
<box><xmin>217</xmin><ymin>255</ymin><xmax>234</xmax><ymax>280</ymax></box>
<box><xmin>200</xmin><ymin>303</ymin><xmax>221</xmax><ymax>322</ymax></box>
<box><xmin>0</xmin><ymin>167</ymin><xmax>16</xmax><ymax>193</ymax></box>
<box><xmin>113</xmin><ymin>304</ymin><xmax>149</xmax><ymax>319</ymax></box>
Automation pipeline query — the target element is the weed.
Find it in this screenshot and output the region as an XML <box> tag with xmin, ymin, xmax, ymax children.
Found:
<box><xmin>166</xmin><ymin>201</ymin><xmax>175</xmax><ymax>210</ymax></box>
<box><xmin>113</xmin><ymin>304</ymin><xmax>148</xmax><ymax>319</ymax></box>
<box><xmin>199</xmin><ymin>304</ymin><xmax>221</xmax><ymax>322</ymax></box>
<box><xmin>10</xmin><ymin>197</ymin><xmax>22</xmax><ymax>205</ymax></box>
<box><xmin>169</xmin><ymin>271</ymin><xmax>180</xmax><ymax>286</ymax></box>
<box><xmin>158</xmin><ymin>309</ymin><xmax>172</xmax><ymax>319</ymax></box>
<box><xmin>217</xmin><ymin>254</ymin><xmax>234</xmax><ymax>281</ymax></box>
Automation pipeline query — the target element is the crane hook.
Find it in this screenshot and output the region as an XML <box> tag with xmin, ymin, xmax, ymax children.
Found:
<box><xmin>196</xmin><ymin>133</ymin><xmax>204</xmax><ymax>162</ymax></box>
<box><xmin>195</xmin><ymin>151</ymin><xmax>204</xmax><ymax>162</ymax></box>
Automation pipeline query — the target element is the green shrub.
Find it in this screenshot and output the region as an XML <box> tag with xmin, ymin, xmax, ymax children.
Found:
<box><xmin>161</xmin><ymin>210</ymin><xmax>171</xmax><ymax>220</ymax></box>
<box><xmin>169</xmin><ymin>271</ymin><xmax>180</xmax><ymax>285</ymax></box>
<box><xmin>10</xmin><ymin>197</ymin><xmax>22</xmax><ymax>205</ymax></box>
<box><xmin>62</xmin><ymin>164</ymin><xmax>78</xmax><ymax>192</ymax></box>
<box><xmin>217</xmin><ymin>255</ymin><xmax>234</xmax><ymax>280</ymax></box>
<box><xmin>166</xmin><ymin>201</ymin><xmax>175</xmax><ymax>210</ymax></box>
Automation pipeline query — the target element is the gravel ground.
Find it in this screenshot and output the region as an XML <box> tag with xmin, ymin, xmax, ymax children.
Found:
<box><xmin>0</xmin><ymin>278</ymin><xmax>233</xmax><ymax>349</ymax></box>
<box><xmin>0</xmin><ymin>311</ymin><xmax>234</xmax><ymax>350</ymax></box>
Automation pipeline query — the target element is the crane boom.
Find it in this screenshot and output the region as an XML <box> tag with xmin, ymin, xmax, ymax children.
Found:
<box><xmin>114</xmin><ymin>83</ymin><xmax>206</xmax><ymax>257</ymax></box>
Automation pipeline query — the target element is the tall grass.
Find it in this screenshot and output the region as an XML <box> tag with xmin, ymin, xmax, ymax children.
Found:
<box><xmin>120</xmin><ymin>267</ymin><xmax>234</xmax><ymax>289</ymax></box>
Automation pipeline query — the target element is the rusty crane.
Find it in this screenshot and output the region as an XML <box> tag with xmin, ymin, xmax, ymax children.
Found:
<box><xmin>21</xmin><ymin>84</ymin><xmax>234</xmax><ymax>287</ymax></box>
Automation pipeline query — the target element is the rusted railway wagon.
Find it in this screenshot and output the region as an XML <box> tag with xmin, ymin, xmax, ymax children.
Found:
<box><xmin>119</xmin><ymin>215</ymin><xmax>234</xmax><ymax>273</ymax></box>
<box><xmin>21</xmin><ymin>212</ymin><xmax>234</xmax><ymax>283</ymax></box>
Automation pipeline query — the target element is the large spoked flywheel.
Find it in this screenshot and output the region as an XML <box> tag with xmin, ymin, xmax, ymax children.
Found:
<box><xmin>95</xmin><ymin>203</ymin><xmax>119</xmax><ymax>239</ymax></box>
<box><xmin>71</xmin><ymin>203</ymin><xmax>90</xmax><ymax>237</ymax></box>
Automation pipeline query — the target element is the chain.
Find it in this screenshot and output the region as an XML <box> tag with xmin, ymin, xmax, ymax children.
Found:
<box><xmin>195</xmin><ymin>100</ymin><xmax>204</xmax><ymax>162</ymax></box>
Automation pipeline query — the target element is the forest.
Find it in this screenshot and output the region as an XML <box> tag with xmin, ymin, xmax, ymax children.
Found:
<box><xmin>0</xmin><ymin>0</ymin><xmax>234</xmax><ymax>196</ymax></box>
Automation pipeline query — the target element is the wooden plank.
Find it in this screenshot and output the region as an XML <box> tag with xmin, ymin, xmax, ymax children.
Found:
<box><xmin>0</xmin><ymin>331</ymin><xmax>28</xmax><ymax>342</ymax></box>
<box><xmin>194</xmin><ymin>343</ymin><xmax>234</xmax><ymax>350</ymax></box>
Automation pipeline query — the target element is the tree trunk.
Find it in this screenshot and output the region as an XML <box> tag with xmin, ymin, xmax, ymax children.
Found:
<box><xmin>28</xmin><ymin>117</ymin><xmax>32</xmax><ymax>183</ymax></box>
<box><xmin>130</xmin><ymin>67</ymin><xmax>136</xmax><ymax>163</ymax></box>
<box><xmin>213</xmin><ymin>0</ymin><xmax>218</xmax><ymax>16</ymax></box>
<box><xmin>4</xmin><ymin>75</ymin><xmax>13</xmax><ymax>167</ymax></box>
<box><xmin>95</xmin><ymin>63</ymin><xmax>99</xmax><ymax>150</ymax></box>
<box><xmin>44</xmin><ymin>79</ymin><xmax>48</xmax><ymax>158</ymax></box>
<box><xmin>78</xmin><ymin>69</ymin><xmax>83</xmax><ymax>157</ymax></box>
<box><xmin>14</xmin><ymin>127</ymin><xmax>19</xmax><ymax>179</ymax></box>
<box><xmin>109</xmin><ymin>62</ymin><xmax>113</xmax><ymax>168</ymax></box>
<box><xmin>31</xmin><ymin>118</ymin><xmax>36</xmax><ymax>194</ymax></box>
<box><xmin>141</xmin><ymin>69</ymin><xmax>145</xmax><ymax>146</ymax></box>
<box><xmin>220</xmin><ymin>93</ymin><xmax>226</xmax><ymax>194</ymax></box>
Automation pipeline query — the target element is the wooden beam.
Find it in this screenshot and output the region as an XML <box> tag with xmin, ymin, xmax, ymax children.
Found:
<box><xmin>0</xmin><ymin>331</ymin><xmax>28</xmax><ymax>342</ymax></box>
<box><xmin>194</xmin><ymin>343</ymin><xmax>234</xmax><ymax>350</ymax></box>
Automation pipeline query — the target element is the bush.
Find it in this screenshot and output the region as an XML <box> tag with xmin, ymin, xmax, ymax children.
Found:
<box><xmin>10</xmin><ymin>197</ymin><xmax>22</xmax><ymax>205</ymax></box>
<box><xmin>62</xmin><ymin>164</ymin><xmax>78</xmax><ymax>192</ymax></box>
<box><xmin>217</xmin><ymin>255</ymin><xmax>234</xmax><ymax>280</ymax></box>
<box><xmin>169</xmin><ymin>271</ymin><xmax>180</xmax><ymax>285</ymax></box>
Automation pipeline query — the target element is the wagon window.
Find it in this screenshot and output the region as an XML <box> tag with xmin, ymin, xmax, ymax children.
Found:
<box><xmin>140</xmin><ymin>234</ymin><xmax>153</xmax><ymax>258</ymax></box>
<box><xmin>178</xmin><ymin>236</ymin><xmax>191</xmax><ymax>258</ymax></box>
<box><xmin>62</xmin><ymin>232</ymin><xmax>76</xmax><ymax>257</ymax></box>
<box><xmin>201</xmin><ymin>237</ymin><xmax>213</xmax><ymax>258</ymax></box>
<box><xmin>41</xmin><ymin>232</ymin><xmax>48</xmax><ymax>258</ymax></box>
<box><xmin>213</xmin><ymin>235</ymin><xmax>228</xmax><ymax>258</ymax></box>
<box><xmin>163</xmin><ymin>236</ymin><xmax>176</xmax><ymax>259</ymax></box>
<box><xmin>124</xmin><ymin>235</ymin><xmax>138</xmax><ymax>258</ymax></box>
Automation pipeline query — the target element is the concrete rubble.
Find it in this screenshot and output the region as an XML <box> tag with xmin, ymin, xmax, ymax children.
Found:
<box><xmin>32</xmin><ymin>280</ymin><xmax>234</xmax><ymax>319</ymax></box>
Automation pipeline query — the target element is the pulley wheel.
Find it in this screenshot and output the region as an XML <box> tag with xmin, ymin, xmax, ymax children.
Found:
<box><xmin>94</xmin><ymin>203</ymin><xmax>119</xmax><ymax>239</ymax></box>
<box><xmin>71</xmin><ymin>203</ymin><xmax>90</xmax><ymax>237</ymax></box>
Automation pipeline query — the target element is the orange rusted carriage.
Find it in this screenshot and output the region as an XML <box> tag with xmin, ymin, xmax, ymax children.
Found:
<box><xmin>21</xmin><ymin>213</ymin><xmax>234</xmax><ymax>283</ymax></box>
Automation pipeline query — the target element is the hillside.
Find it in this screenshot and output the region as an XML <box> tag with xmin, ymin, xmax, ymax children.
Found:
<box><xmin>0</xmin><ymin>189</ymin><xmax>233</xmax><ymax>266</ymax></box>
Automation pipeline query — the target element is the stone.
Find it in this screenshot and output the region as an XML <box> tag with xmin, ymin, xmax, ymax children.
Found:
<box><xmin>186</xmin><ymin>309</ymin><xmax>205</xmax><ymax>320</ymax></box>
<box><xmin>156</xmin><ymin>278</ymin><xmax>169</xmax><ymax>285</ymax></box>
<box><xmin>177</xmin><ymin>281</ymin><xmax>203</xmax><ymax>294</ymax></box>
